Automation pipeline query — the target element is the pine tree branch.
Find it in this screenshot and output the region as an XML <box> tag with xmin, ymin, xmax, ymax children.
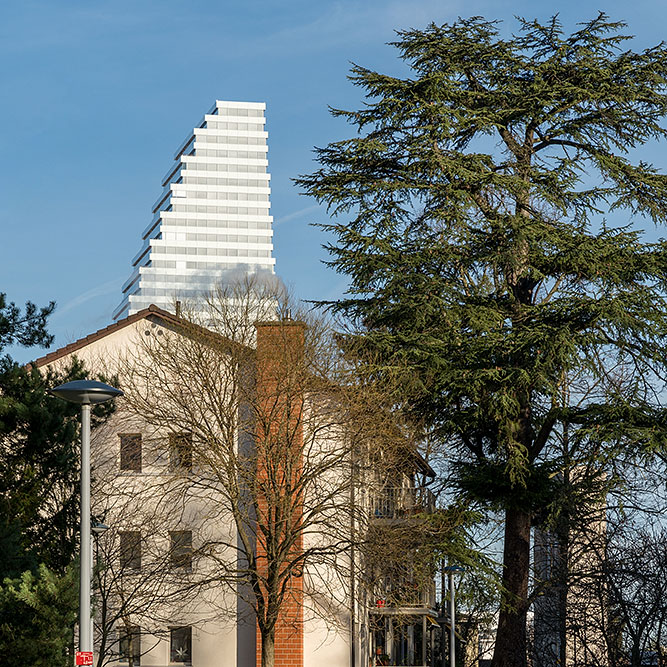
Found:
<box><xmin>533</xmin><ymin>138</ymin><xmax>593</xmax><ymax>153</ymax></box>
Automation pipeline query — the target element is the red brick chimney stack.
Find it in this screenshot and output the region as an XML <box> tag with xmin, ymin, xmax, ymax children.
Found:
<box><xmin>254</xmin><ymin>318</ymin><xmax>306</xmax><ymax>667</ymax></box>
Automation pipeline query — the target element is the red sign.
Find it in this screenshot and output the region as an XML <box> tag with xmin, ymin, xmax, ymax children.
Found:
<box><xmin>75</xmin><ymin>652</ymin><xmax>93</xmax><ymax>666</ymax></box>
<box><xmin>376</xmin><ymin>598</ymin><xmax>386</xmax><ymax>608</ymax></box>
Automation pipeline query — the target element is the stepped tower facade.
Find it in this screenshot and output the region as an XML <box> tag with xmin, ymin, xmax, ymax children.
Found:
<box><xmin>114</xmin><ymin>100</ymin><xmax>274</xmax><ymax>320</ymax></box>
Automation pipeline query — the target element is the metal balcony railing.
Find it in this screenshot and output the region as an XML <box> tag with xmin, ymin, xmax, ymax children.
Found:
<box><xmin>372</xmin><ymin>578</ymin><xmax>437</xmax><ymax>610</ymax></box>
<box><xmin>370</xmin><ymin>487</ymin><xmax>436</xmax><ymax>519</ymax></box>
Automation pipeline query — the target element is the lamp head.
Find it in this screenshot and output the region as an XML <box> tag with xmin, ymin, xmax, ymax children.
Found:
<box><xmin>48</xmin><ymin>380</ymin><xmax>123</xmax><ymax>405</ymax></box>
<box><xmin>91</xmin><ymin>521</ymin><xmax>110</xmax><ymax>536</ymax></box>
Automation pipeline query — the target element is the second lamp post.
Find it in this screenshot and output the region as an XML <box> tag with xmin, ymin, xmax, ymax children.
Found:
<box><xmin>48</xmin><ymin>380</ymin><xmax>123</xmax><ymax>663</ymax></box>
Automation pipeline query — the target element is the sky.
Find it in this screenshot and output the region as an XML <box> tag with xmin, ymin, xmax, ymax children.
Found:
<box><xmin>3</xmin><ymin>0</ymin><xmax>667</xmax><ymax>362</ymax></box>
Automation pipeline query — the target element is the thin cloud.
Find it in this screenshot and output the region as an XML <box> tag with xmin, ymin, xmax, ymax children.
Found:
<box><xmin>52</xmin><ymin>277</ymin><xmax>122</xmax><ymax>319</ymax></box>
<box><xmin>275</xmin><ymin>204</ymin><xmax>321</xmax><ymax>225</ymax></box>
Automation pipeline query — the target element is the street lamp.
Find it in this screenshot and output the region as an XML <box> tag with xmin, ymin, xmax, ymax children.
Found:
<box><xmin>48</xmin><ymin>380</ymin><xmax>122</xmax><ymax>663</ymax></box>
<box><xmin>91</xmin><ymin>521</ymin><xmax>110</xmax><ymax>650</ymax></box>
<box><xmin>91</xmin><ymin>521</ymin><xmax>110</xmax><ymax>537</ymax></box>
<box><xmin>443</xmin><ymin>565</ymin><xmax>464</xmax><ymax>667</ymax></box>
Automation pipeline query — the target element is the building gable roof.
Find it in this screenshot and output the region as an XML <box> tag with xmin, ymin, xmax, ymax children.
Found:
<box><xmin>32</xmin><ymin>304</ymin><xmax>242</xmax><ymax>368</ymax></box>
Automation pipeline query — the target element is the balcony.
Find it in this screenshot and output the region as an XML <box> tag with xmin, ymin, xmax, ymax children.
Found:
<box><xmin>370</xmin><ymin>569</ymin><xmax>437</xmax><ymax>611</ymax></box>
<box><xmin>370</xmin><ymin>487</ymin><xmax>435</xmax><ymax>520</ymax></box>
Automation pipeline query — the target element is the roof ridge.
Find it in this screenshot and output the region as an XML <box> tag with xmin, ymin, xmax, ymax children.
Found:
<box><xmin>32</xmin><ymin>305</ymin><xmax>179</xmax><ymax>368</ymax></box>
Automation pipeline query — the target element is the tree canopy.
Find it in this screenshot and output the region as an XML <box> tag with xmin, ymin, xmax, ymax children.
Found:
<box><xmin>298</xmin><ymin>14</ymin><xmax>667</xmax><ymax>667</ymax></box>
<box><xmin>0</xmin><ymin>294</ymin><xmax>113</xmax><ymax>666</ymax></box>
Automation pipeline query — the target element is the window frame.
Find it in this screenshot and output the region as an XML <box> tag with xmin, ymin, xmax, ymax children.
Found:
<box><xmin>119</xmin><ymin>531</ymin><xmax>142</xmax><ymax>572</ymax></box>
<box><xmin>169</xmin><ymin>530</ymin><xmax>193</xmax><ymax>572</ymax></box>
<box><xmin>169</xmin><ymin>625</ymin><xmax>192</xmax><ymax>664</ymax></box>
<box><xmin>169</xmin><ymin>432</ymin><xmax>193</xmax><ymax>472</ymax></box>
<box><xmin>118</xmin><ymin>624</ymin><xmax>141</xmax><ymax>665</ymax></box>
<box><xmin>119</xmin><ymin>433</ymin><xmax>142</xmax><ymax>472</ymax></box>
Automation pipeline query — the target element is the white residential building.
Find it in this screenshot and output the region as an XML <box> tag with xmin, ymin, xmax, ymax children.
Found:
<box><xmin>35</xmin><ymin>306</ymin><xmax>439</xmax><ymax>667</ymax></box>
<box><xmin>113</xmin><ymin>101</ymin><xmax>275</xmax><ymax>321</ymax></box>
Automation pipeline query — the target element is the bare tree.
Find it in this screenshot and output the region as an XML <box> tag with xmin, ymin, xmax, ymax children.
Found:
<box><xmin>90</xmin><ymin>417</ymin><xmax>203</xmax><ymax>667</ymax></box>
<box><xmin>107</xmin><ymin>277</ymin><xmax>403</xmax><ymax>667</ymax></box>
<box><xmin>564</xmin><ymin>511</ymin><xmax>667</xmax><ymax>667</ymax></box>
<box><xmin>530</xmin><ymin>459</ymin><xmax>667</xmax><ymax>667</ymax></box>
<box><xmin>604</xmin><ymin>521</ymin><xmax>667</xmax><ymax>667</ymax></box>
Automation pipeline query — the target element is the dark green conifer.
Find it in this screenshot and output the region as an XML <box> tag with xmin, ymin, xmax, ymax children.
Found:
<box><xmin>298</xmin><ymin>15</ymin><xmax>667</xmax><ymax>666</ymax></box>
<box><xmin>0</xmin><ymin>294</ymin><xmax>114</xmax><ymax>666</ymax></box>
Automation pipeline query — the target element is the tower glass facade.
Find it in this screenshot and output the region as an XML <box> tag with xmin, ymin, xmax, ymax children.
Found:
<box><xmin>113</xmin><ymin>100</ymin><xmax>274</xmax><ymax>320</ymax></box>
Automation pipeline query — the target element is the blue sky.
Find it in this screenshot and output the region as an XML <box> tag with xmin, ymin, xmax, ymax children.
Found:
<box><xmin>3</xmin><ymin>0</ymin><xmax>667</xmax><ymax>361</ymax></box>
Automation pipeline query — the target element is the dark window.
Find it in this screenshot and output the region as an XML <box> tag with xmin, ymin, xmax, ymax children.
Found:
<box><xmin>119</xmin><ymin>531</ymin><xmax>141</xmax><ymax>571</ymax></box>
<box><xmin>170</xmin><ymin>626</ymin><xmax>192</xmax><ymax>663</ymax></box>
<box><xmin>120</xmin><ymin>434</ymin><xmax>142</xmax><ymax>472</ymax></box>
<box><xmin>170</xmin><ymin>531</ymin><xmax>192</xmax><ymax>571</ymax></box>
<box><xmin>119</xmin><ymin>625</ymin><xmax>141</xmax><ymax>664</ymax></box>
<box><xmin>169</xmin><ymin>433</ymin><xmax>192</xmax><ymax>471</ymax></box>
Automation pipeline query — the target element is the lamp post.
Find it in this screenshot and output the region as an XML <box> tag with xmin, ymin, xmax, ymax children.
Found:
<box><xmin>443</xmin><ymin>565</ymin><xmax>464</xmax><ymax>667</ymax></box>
<box><xmin>48</xmin><ymin>380</ymin><xmax>122</xmax><ymax>662</ymax></box>
<box><xmin>91</xmin><ymin>521</ymin><xmax>110</xmax><ymax>650</ymax></box>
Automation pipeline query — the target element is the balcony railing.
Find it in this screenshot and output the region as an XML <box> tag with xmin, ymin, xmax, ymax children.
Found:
<box><xmin>370</xmin><ymin>487</ymin><xmax>435</xmax><ymax>520</ymax></box>
<box><xmin>371</xmin><ymin>578</ymin><xmax>437</xmax><ymax>610</ymax></box>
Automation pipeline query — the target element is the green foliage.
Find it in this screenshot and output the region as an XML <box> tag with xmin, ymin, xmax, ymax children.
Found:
<box><xmin>0</xmin><ymin>357</ymin><xmax>99</xmax><ymax>578</ymax></box>
<box><xmin>299</xmin><ymin>11</ymin><xmax>667</xmax><ymax>506</ymax></box>
<box><xmin>0</xmin><ymin>292</ymin><xmax>54</xmax><ymax>351</ymax></box>
<box><xmin>0</xmin><ymin>295</ymin><xmax>116</xmax><ymax>661</ymax></box>
<box><xmin>0</xmin><ymin>564</ymin><xmax>78</xmax><ymax>667</ymax></box>
<box><xmin>0</xmin><ymin>296</ymin><xmax>81</xmax><ymax>666</ymax></box>
<box><xmin>364</xmin><ymin>502</ymin><xmax>489</xmax><ymax>607</ymax></box>
<box><xmin>299</xmin><ymin>13</ymin><xmax>667</xmax><ymax>664</ymax></box>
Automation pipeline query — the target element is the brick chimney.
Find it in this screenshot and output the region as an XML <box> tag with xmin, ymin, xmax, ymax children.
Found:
<box><xmin>254</xmin><ymin>318</ymin><xmax>306</xmax><ymax>667</ymax></box>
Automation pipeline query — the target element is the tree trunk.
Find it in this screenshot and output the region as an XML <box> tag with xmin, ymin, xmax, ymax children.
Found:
<box><xmin>261</xmin><ymin>628</ymin><xmax>275</xmax><ymax>667</ymax></box>
<box><xmin>492</xmin><ymin>506</ymin><xmax>532</xmax><ymax>667</ymax></box>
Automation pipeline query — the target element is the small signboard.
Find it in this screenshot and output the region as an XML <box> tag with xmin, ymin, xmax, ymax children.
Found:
<box><xmin>75</xmin><ymin>651</ymin><xmax>93</xmax><ymax>666</ymax></box>
<box><xmin>376</xmin><ymin>598</ymin><xmax>386</xmax><ymax>608</ymax></box>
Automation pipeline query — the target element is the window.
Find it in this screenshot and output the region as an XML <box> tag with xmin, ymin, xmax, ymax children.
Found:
<box><xmin>170</xmin><ymin>626</ymin><xmax>192</xmax><ymax>663</ymax></box>
<box><xmin>120</xmin><ymin>434</ymin><xmax>142</xmax><ymax>472</ymax></box>
<box><xmin>169</xmin><ymin>433</ymin><xmax>192</xmax><ymax>471</ymax></box>
<box><xmin>119</xmin><ymin>625</ymin><xmax>141</xmax><ymax>664</ymax></box>
<box><xmin>169</xmin><ymin>531</ymin><xmax>192</xmax><ymax>571</ymax></box>
<box><xmin>119</xmin><ymin>531</ymin><xmax>142</xmax><ymax>571</ymax></box>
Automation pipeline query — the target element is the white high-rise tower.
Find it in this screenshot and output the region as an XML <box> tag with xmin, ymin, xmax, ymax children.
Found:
<box><xmin>113</xmin><ymin>100</ymin><xmax>274</xmax><ymax>320</ymax></box>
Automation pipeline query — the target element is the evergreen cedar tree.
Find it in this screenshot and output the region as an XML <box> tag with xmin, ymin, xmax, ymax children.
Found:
<box><xmin>298</xmin><ymin>15</ymin><xmax>667</xmax><ymax>667</ymax></box>
<box><xmin>0</xmin><ymin>294</ymin><xmax>113</xmax><ymax>665</ymax></box>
